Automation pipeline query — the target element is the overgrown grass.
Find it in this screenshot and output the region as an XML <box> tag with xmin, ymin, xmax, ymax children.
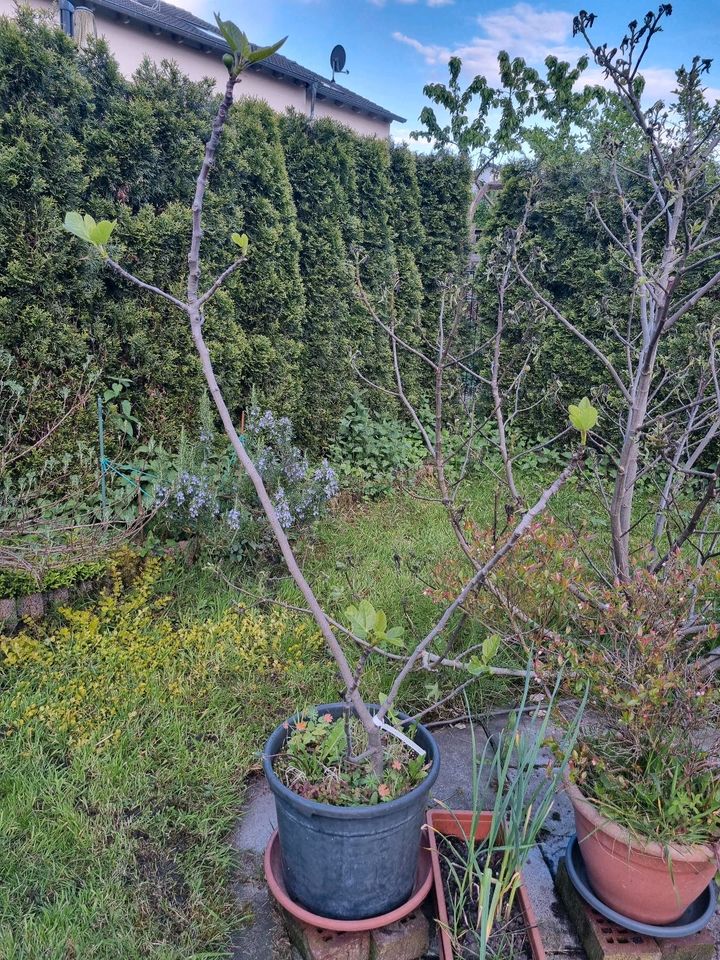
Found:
<box><xmin>270</xmin><ymin>466</ymin><xmax>605</xmax><ymax>713</ymax></box>
<box><xmin>280</xmin><ymin>466</ymin><xmax>605</xmax><ymax>619</ymax></box>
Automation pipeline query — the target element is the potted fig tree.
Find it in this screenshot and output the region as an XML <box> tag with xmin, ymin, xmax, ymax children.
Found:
<box><xmin>63</xmin><ymin>13</ymin><xmax>595</xmax><ymax>922</ymax></box>
<box><xmin>263</xmin><ymin>697</ymin><xmax>439</xmax><ymax>919</ymax></box>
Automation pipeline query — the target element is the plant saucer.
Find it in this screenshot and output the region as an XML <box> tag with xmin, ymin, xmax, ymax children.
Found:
<box><xmin>264</xmin><ymin>828</ymin><xmax>433</xmax><ymax>932</ymax></box>
<box><xmin>565</xmin><ymin>835</ymin><xmax>718</xmax><ymax>939</ymax></box>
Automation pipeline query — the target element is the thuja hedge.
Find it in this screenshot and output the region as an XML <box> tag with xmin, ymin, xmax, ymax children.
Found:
<box><xmin>0</xmin><ymin>11</ymin><xmax>470</xmax><ymax>451</ymax></box>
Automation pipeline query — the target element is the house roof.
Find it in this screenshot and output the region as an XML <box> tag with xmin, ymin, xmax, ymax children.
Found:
<box><xmin>85</xmin><ymin>0</ymin><xmax>406</xmax><ymax>124</ymax></box>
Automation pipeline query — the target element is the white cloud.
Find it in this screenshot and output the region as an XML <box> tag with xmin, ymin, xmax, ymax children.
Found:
<box><xmin>391</xmin><ymin>131</ymin><xmax>434</xmax><ymax>151</ymax></box>
<box><xmin>580</xmin><ymin>65</ymin><xmax>720</xmax><ymax>106</ymax></box>
<box><xmin>393</xmin><ymin>2</ymin><xmax>720</xmax><ymax>105</ymax></box>
<box><xmin>478</xmin><ymin>3</ymin><xmax>570</xmax><ymax>45</ymax></box>
<box><xmin>369</xmin><ymin>0</ymin><xmax>454</xmax><ymax>7</ymax></box>
<box><xmin>393</xmin><ymin>3</ymin><xmax>579</xmax><ymax>85</ymax></box>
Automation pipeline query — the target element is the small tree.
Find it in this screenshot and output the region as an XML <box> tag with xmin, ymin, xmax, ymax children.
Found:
<box><xmin>513</xmin><ymin>6</ymin><xmax>720</xmax><ymax>581</ymax></box>
<box><xmin>64</xmin><ymin>16</ymin><xmax>591</xmax><ymax>776</ymax></box>
<box><xmin>413</xmin><ymin>51</ymin><xmax>596</xmax><ymax>241</ymax></box>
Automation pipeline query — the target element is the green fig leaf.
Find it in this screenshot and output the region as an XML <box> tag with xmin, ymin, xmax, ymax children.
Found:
<box><xmin>246</xmin><ymin>36</ymin><xmax>287</xmax><ymax>63</ymax></box>
<box><xmin>64</xmin><ymin>212</ymin><xmax>116</xmax><ymax>251</ymax></box>
<box><xmin>214</xmin><ymin>13</ymin><xmax>250</xmax><ymax>57</ymax></box>
<box><xmin>383</xmin><ymin>626</ymin><xmax>405</xmax><ymax>648</ymax></box>
<box><xmin>357</xmin><ymin>599</ymin><xmax>376</xmax><ymax>632</ymax></box>
<box><xmin>345</xmin><ymin>603</ymin><xmax>368</xmax><ymax>640</ymax></box>
<box><xmin>481</xmin><ymin>633</ymin><xmax>501</xmax><ymax>664</ymax></box>
<box><xmin>88</xmin><ymin>218</ymin><xmax>117</xmax><ymax>247</ymax></box>
<box><xmin>64</xmin><ymin>211</ymin><xmax>91</xmax><ymax>243</ymax></box>
<box><xmin>467</xmin><ymin>655</ymin><xmax>489</xmax><ymax>677</ymax></box>
<box><xmin>568</xmin><ymin>396</ymin><xmax>599</xmax><ymax>445</ymax></box>
<box><xmin>231</xmin><ymin>232</ymin><xmax>249</xmax><ymax>252</ymax></box>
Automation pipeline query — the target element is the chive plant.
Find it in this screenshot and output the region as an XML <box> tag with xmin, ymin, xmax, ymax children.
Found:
<box><xmin>439</xmin><ymin>671</ymin><xmax>586</xmax><ymax>959</ymax></box>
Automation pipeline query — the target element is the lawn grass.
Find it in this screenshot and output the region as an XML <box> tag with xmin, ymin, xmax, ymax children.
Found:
<box><xmin>271</xmin><ymin>464</ymin><xmax>604</xmax><ymax>713</ymax></box>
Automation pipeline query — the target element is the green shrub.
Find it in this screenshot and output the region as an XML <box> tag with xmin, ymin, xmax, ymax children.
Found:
<box><xmin>330</xmin><ymin>394</ymin><xmax>426</xmax><ymax>496</ymax></box>
<box><xmin>0</xmin><ymin>560</ymin><xmax>107</xmax><ymax>599</ymax></box>
<box><xmin>279</xmin><ymin>113</ymin><xmax>360</xmax><ymax>442</ymax></box>
<box><xmin>415</xmin><ymin>150</ymin><xmax>471</xmax><ymax>295</ymax></box>
<box><xmin>0</xmin><ymin>556</ymin><xmax>326</xmax><ymax>748</ymax></box>
<box><xmin>153</xmin><ymin>395</ymin><xmax>338</xmax><ymax>560</ymax></box>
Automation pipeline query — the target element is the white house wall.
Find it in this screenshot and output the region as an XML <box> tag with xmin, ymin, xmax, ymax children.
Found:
<box><xmin>0</xmin><ymin>0</ymin><xmax>392</xmax><ymax>137</ymax></box>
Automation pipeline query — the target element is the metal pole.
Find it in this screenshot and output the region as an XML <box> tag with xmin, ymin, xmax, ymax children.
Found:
<box><xmin>97</xmin><ymin>395</ymin><xmax>108</xmax><ymax>523</ymax></box>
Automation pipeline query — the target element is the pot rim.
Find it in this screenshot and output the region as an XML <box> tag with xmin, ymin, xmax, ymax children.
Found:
<box><xmin>564</xmin><ymin>776</ymin><xmax>719</xmax><ymax>864</ymax></box>
<box><xmin>262</xmin><ymin>701</ymin><xmax>440</xmax><ymax>819</ymax></box>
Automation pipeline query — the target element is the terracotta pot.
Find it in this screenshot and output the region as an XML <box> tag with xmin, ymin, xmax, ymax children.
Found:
<box><xmin>566</xmin><ymin>779</ymin><xmax>719</xmax><ymax>925</ymax></box>
<box><xmin>426</xmin><ymin>810</ymin><xmax>546</xmax><ymax>960</ymax></box>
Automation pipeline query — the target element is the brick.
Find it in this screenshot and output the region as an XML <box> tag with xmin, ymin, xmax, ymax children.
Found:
<box><xmin>49</xmin><ymin>587</ymin><xmax>71</xmax><ymax>606</ymax></box>
<box><xmin>555</xmin><ymin>858</ymin><xmax>661</xmax><ymax>960</ymax></box>
<box><xmin>282</xmin><ymin>912</ymin><xmax>370</xmax><ymax>960</ymax></box>
<box><xmin>304</xmin><ymin>927</ymin><xmax>370</xmax><ymax>960</ymax></box>
<box><xmin>370</xmin><ymin>910</ymin><xmax>429</xmax><ymax>960</ymax></box>
<box><xmin>658</xmin><ymin>929</ymin><xmax>715</xmax><ymax>960</ymax></box>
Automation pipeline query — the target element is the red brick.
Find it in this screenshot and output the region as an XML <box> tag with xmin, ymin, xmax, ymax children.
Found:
<box><xmin>0</xmin><ymin>597</ymin><xmax>18</xmax><ymax>631</ymax></box>
<box><xmin>306</xmin><ymin>927</ymin><xmax>370</xmax><ymax>960</ymax></box>
<box><xmin>555</xmin><ymin>858</ymin><xmax>661</xmax><ymax>960</ymax></box>
<box><xmin>658</xmin><ymin>929</ymin><xmax>715</xmax><ymax>960</ymax></box>
<box><xmin>282</xmin><ymin>912</ymin><xmax>370</xmax><ymax>960</ymax></box>
<box><xmin>17</xmin><ymin>592</ymin><xmax>45</xmax><ymax>621</ymax></box>
<box><xmin>370</xmin><ymin>910</ymin><xmax>429</xmax><ymax>960</ymax></box>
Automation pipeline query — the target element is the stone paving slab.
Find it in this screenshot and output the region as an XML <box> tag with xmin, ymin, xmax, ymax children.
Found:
<box><xmin>232</xmin><ymin>877</ymin><xmax>292</xmax><ymax>960</ymax></box>
<box><xmin>428</xmin><ymin>724</ymin><xmax>489</xmax><ymax>810</ymax></box>
<box><xmin>524</xmin><ymin>845</ymin><xmax>585</xmax><ymax>957</ymax></box>
<box><xmin>481</xmin><ymin>709</ymin><xmax>560</xmax><ymax>769</ymax></box>
<box><xmin>232</xmin><ymin>777</ymin><xmax>277</xmax><ymax>861</ymax></box>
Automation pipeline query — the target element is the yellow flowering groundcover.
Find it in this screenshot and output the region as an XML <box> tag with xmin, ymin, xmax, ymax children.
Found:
<box><xmin>1</xmin><ymin>557</ymin><xmax>324</xmax><ymax>750</ymax></box>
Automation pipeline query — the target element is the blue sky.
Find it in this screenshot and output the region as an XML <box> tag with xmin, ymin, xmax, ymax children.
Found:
<box><xmin>195</xmin><ymin>1</ymin><xmax>720</xmax><ymax>137</ymax></box>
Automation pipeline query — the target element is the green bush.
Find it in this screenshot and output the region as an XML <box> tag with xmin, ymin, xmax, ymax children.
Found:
<box><xmin>153</xmin><ymin>395</ymin><xmax>338</xmax><ymax>561</ymax></box>
<box><xmin>330</xmin><ymin>393</ymin><xmax>426</xmax><ymax>496</ymax></box>
<box><xmin>415</xmin><ymin>150</ymin><xmax>472</xmax><ymax>295</ymax></box>
<box><xmin>279</xmin><ymin>113</ymin><xmax>359</xmax><ymax>442</ymax></box>
<box><xmin>0</xmin><ymin>559</ymin><xmax>107</xmax><ymax>599</ymax></box>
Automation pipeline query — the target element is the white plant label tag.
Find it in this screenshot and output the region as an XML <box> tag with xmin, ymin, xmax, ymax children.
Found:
<box><xmin>372</xmin><ymin>714</ymin><xmax>427</xmax><ymax>758</ymax></box>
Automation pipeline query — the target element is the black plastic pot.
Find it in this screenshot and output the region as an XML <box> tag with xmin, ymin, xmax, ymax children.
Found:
<box><xmin>263</xmin><ymin>702</ymin><xmax>440</xmax><ymax>920</ymax></box>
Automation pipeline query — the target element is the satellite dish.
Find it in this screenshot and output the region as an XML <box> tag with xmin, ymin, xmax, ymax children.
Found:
<box><xmin>330</xmin><ymin>44</ymin><xmax>348</xmax><ymax>82</ymax></box>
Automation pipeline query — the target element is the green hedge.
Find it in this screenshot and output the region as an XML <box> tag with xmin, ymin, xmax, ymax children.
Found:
<box><xmin>0</xmin><ymin>11</ymin><xmax>471</xmax><ymax>452</ymax></box>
